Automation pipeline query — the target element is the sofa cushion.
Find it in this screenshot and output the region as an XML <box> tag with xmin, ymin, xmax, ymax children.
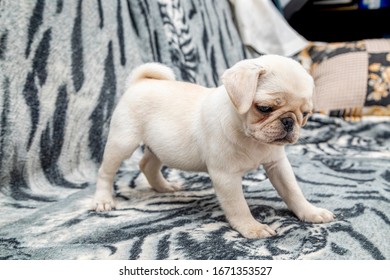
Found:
<box><xmin>296</xmin><ymin>39</ymin><xmax>390</xmax><ymax>119</ymax></box>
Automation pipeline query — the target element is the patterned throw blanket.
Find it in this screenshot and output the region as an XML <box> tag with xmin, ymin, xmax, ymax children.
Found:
<box><xmin>0</xmin><ymin>0</ymin><xmax>389</xmax><ymax>259</ymax></box>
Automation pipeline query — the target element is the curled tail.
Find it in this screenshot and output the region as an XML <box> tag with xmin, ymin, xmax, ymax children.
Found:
<box><xmin>127</xmin><ymin>63</ymin><xmax>176</xmax><ymax>88</ymax></box>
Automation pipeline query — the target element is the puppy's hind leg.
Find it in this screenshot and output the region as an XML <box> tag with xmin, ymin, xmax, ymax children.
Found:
<box><xmin>92</xmin><ymin>117</ymin><xmax>141</xmax><ymax>211</ymax></box>
<box><xmin>139</xmin><ymin>147</ymin><xmax>181</xmax><ymax>192</ymax></box>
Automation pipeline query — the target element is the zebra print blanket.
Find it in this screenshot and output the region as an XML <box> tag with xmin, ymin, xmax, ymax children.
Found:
<box><xmin>0</xmin><ymin>0</ymin><xmax>389</xmax><ymax>259</ymax></box>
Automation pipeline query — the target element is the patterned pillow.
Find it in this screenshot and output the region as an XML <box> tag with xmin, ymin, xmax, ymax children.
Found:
<box><xmin>296</xmin><ymin>39</ymin><xmax>390</xmax><ymax>119</ymax></box>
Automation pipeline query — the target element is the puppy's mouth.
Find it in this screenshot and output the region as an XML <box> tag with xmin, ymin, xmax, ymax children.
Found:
<box><xmin>247</xmin><ymin>128</ymin><xmax>299</xmax><ymax>145</ymax></box>
<box><xmin>272</xmin><ymin>132</ymin><xmax>298</xmax><ymax>145</ymax></box>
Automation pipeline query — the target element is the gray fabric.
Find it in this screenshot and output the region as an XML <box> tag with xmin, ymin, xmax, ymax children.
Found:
<box><xmin>0</xmin><ymin>0</ymin><xmax>389</xmax><ymax>260</ymax></box>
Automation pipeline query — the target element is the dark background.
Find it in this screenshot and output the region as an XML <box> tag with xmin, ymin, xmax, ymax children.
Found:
<box><xmin>281</xmin><ymin>0</ymin><xmax>390</xmax><ymax>42</ymax></box>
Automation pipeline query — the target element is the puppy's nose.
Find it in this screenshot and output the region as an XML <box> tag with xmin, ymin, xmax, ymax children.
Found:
<box><xmin>281</xmin><ymin>117</ymin><xmax>294</xmax><ymax>132</ymax></box>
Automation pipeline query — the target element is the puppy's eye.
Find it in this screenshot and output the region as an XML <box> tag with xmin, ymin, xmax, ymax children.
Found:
<box><xmin>302</xmin><ymin>112</ymin><xmax>309</xmax><ymax>118</ymax></box>
<box><xmin>256</xmin><ymin>106</ymin><xmax>273</xmax><ymax>113</ymax></box>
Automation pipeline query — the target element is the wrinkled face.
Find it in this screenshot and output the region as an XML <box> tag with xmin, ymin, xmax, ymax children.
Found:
<box><xmin>222</xmin><ymin>55</ymin><xmax>314</xmax><ymax>145</ymax></box>
<box><xmin>244</xmin><ymin>90</ymin><xmax>313</xmax><ymax>145</ymax></box>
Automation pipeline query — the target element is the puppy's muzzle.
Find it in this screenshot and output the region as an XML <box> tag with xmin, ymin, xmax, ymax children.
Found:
<box><xmin>281</xmin><ymin>117</ymin><xmax>294</xmax><ymax>132</ymax></box>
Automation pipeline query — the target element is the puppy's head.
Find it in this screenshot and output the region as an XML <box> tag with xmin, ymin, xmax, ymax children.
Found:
<box><xmin>222</xmin><ymin>55</ymin><xmax>314</xmax><ymax>145</ymax></box>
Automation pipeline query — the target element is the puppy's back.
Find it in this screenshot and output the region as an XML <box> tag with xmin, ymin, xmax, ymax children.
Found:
<box><xmin>127</xmin><ymin>63</ymin><xmax>175</xmax><ymax>88</ymax></box>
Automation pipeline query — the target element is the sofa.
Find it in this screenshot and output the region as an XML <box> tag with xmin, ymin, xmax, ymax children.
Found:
<box><xmin>0</xmin><ymin>0</ymin><xmax>389</xmax><ymax>259</ymax></box>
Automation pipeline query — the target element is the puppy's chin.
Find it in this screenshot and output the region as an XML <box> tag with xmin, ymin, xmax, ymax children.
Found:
<box><xmin>246</xmin><ymin>128</ymin><xmax>300</xmax><ymax>146</ymax></box>
<box><xmin>270</xmin><ymin>132</ymin><xmax>300</xmax><ymax>145</ymax></box>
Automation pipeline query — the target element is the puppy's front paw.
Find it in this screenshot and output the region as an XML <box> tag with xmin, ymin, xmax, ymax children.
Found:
<box><xmin>298</xmin><ymin>206</ymin><xmax>335</xmax><ymax>224</ymax></box>
<box><xmin>91</xmin><ymin>192</ymin><xmax>115</xmax><ymax>212</ymax></box>
<box><xmin>236</xmin><ymin>222</ymin><xmax>277</xmax><ymax>239</ymax></box>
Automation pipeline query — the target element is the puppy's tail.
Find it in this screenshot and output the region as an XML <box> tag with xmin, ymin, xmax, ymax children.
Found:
<box><xmin>126</xmin><ymin>63</ymin><xmax>176</xmax><ymax>88</ymax></box>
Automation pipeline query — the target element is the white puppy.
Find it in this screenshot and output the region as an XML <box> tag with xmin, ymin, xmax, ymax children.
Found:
<box><xmin>92</xmin><ymin>55</ymin><xmax>335</xmax><ymax>239</ymax></box>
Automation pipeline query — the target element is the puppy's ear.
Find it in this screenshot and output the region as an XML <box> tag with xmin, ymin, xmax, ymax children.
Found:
<box><xmin>222</xmin><ymin>61</ymin><xmax>266</xmax><ymax>114</ymax></box>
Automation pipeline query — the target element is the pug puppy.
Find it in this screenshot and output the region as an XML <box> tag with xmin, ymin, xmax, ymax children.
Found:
<box><xmin>92</xmin><ymin>55</ymin><xmax>335</xmax><ymax>239</ymax></box>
